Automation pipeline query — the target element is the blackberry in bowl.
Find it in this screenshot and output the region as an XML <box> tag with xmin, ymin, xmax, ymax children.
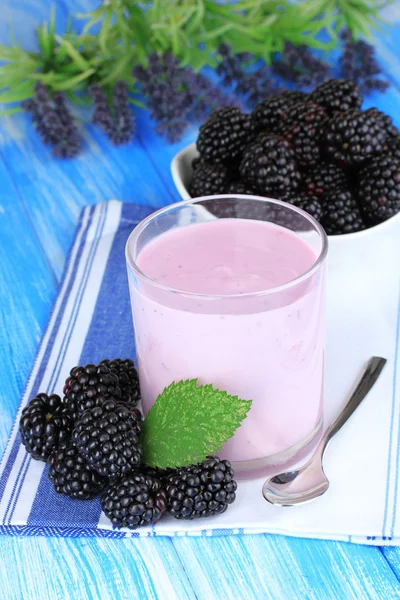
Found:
<box><xmin>171</xmin><ymin>81</ymin><xmax>400</xmax><ymax>238</ymax></box>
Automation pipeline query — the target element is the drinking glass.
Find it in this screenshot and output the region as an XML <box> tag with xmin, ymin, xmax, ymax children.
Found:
<box><xmin>126</xmin><ymin>195</ymin><xmax>328</xmax><ymax>477</ymax></box>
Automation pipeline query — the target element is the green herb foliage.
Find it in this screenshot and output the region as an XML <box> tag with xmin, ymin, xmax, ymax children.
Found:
<box><xmin>0</xmin><ymin>0</ymin><xmax>392</xmax><ymax>113</ymax></box>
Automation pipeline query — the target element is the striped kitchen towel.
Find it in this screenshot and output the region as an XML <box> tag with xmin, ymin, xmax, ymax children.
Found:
<box><xmin>0</xmin><ymin>200</ymin><xmax>399</xmax><ymax>544</ymax></box>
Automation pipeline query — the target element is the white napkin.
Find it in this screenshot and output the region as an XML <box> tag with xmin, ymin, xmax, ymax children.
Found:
<box><xmin>0</xmin><ymin>200</ymin><xmax>399</xmax><ymax>544</ymax></box>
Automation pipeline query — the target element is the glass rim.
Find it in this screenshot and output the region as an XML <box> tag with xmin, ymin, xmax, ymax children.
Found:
<box><xmin>125</xmin><ymin>194</ymin><xmax>329</xmax><ymax>299</ymax></box>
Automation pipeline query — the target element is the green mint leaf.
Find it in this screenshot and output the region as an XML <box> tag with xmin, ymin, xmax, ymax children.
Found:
<box><xmin>141</xmin><ymin>380</ymin><xmax>252</xmax><ymax>469</ymax></box>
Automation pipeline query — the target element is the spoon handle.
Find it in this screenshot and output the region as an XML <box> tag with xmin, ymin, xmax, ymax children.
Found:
<box><xmin>323</xmin><ymin>356</ymin><xmax>387</xmax><ymax>451</ymax></box>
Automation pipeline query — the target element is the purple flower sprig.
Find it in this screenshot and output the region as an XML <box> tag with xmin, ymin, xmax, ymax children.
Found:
<box><xmin>339</xmin><ymin>30</ymin><xmax>389</xmax><ymax>94</ymax></box>
<box><xmin>134</xmin><ymin>53</ymin><xmax>233</xmax><ymax>143</ymax></box>
<box><xmin>89</xmin><ymin>82</ymin><xmax>135</xmax><ymax>146</ymax></box>
<box><xmin>111</xmin><ymin>81</ymin><xmax>136</xmax><ymax>146</ymax></box>
<box><xmin>272</xmin><ymin>42</ymin><xmax>331</xmax><ymax>89</ymax></box>
<box><xmin>23</xmin><ymin>82</ymin><xmax>82</xmax><ymax>159</ymax></box>
<box><xmin>217</xmin><ymin>44</ymin><xmax>279</xmax><ymax>106</ymax></box>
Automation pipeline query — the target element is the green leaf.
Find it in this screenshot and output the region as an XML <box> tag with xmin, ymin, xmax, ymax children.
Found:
<box><xmin>0</xmin><ymin>81</ymin><xmax>34</xmax><ymax>103</ymax></box>
<box><xmin>0</xmin><ymin>106</ymin><xmax>23</xmax><ymax>115</ymax></box>
<box><xmin>98</xmin><ymin>9</ymin><xmax>113</xmax><ymax>55</ymax></box>
<box><xmin>97</xmin><ymin>51</ymin><xmax>135</xmax><ymax>86</ymax></box>
<box><xmin>128</xmin><ymin>96</ymin><xmax>144</xmax><ymax>108</ymax></box>
<box><xmin>78</xmin><ymin>5</ymin><xmax>107</xmax><ymax>34</ymax></box>
<box><xmin>51</xmin><ymin>68</ymin><xmax>95</xmax><ymax>91</ymax></box>
<box><xmin>55</xmin><ymin>36</ymin><xmax>91</xmax><ymax>71</ymax></box>
<box><xmin>36</xmin><ymin>6</ymin><xmax>56</xmax><ymax>61</ymax></box>
<box><xmin>141</xmin><ymin>380</ymin><xmax>252</xmax><ymax>469</ymax></box>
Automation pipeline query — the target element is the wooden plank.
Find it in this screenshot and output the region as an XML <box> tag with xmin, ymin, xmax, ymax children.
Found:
<box><xmin>0</xmin><ymin>111</ymin><xmax>170</xmax><ymax>281</ymax></box>
<box><xmin>382</xmin><ymin>548</ymin><xmax>400</xmax><ymax>581</ymax></box>
<box><xmin>0</xmin><ymin>2</ymin><xmax>399</xmax><ymax>599</ymax></box>
<box><xmin>0</xmin><ymin>536</ymin><xmax>196</xmax><ymax>600</ymax></box>
<box><xmin>173</xmin><ymin>535</ymin><xmax>400</xmax><ymax>600</ymax></box>
<box><xmin>0</xmin><ymin>157</ymin><xmax>55</xmax><ymax>455</ymax></box>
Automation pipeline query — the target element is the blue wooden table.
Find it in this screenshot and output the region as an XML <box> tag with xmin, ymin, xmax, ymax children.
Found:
<box><xmin>2</xmin><ymin>1</ymin><xmax>400</xmax><ymax>598</ymax></box>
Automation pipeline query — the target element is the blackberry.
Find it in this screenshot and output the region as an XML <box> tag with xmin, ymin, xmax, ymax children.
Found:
<box><xmin>141</xmin><ymin>465</ymin><xmax>174</xmax><ymax>484</ymax></box>
<box><xmin>192</xmin><ymin>156</ymin><xmax>202</xmax><ymax>170</ymax></box>
<box><xmin>189</xmin><ymin>160</ymin><xmax>230</xmax><ymax>197</ymax></box>
<box><xmin>251</xmin><ymin>91</ymin><xmax>307</xmax><ymax>133</ymax></box>
<box><xmin>357</xmin><ymin>156</ymin><xmax>400</xmax><ymax>225</ymax></box>
<box><xmin>302</xmin><ymin>163</ymin><xmax>349</xmax><ymax>199</ymax></box>
<box><xmin>288</xmin><ymin>194</ymin><xmax>323</xmax><ymax>222</ymax></box>
<box><xmin>100</xmin><ymin>359</ymin><xmax>140</xmax><ymax>408</ymax></box>
<box><xmin>48</xmin><ymin>442</ymin><xmax>107</xmax><ymax>500</ymax></box>
<box><xmin>20</xmin><ymin>393</ymin><xmax>72</xmax><ymax>461</ymax></box>
<box><xmin>196</xmin><ymin>107</ymin><xmax>255</xmax><ymax>165</ymax></box>
<box><xmin>101</xmin><ymin>472</ymin><xmax>167</xmax><ymax>529</ymax></box>
<box><xmin>202</xmin><ymin>198</ymin><xmax>237</xmax><ymax>219</ymax></box>
<box><xmin>371</xmin><ymin>108</ymin><xmax>398</xmax><ymax>139</ymax></box>
<box><xmin>234</xmin><ymin>199</ymin><xmax>276</xmax><ymax>221</ymax></box>
<box><xmin>73</xmin><ymin>398</ymin><xmax>142</xmax><ymax>478</ymax></box>
<box><xmin>63</xmin><ymin>363</ymin><xmax>121</xmax><ymax>422</ymax></box>
<box><xmin>225</xmin><ymin>180</ymin><xmax>257</xmax><ymax>195</ymax></box>
<box><xmin>278</xmin><ymin>102</ymin><xmax>328</xmax><ymax>167</ymax></box>
<box><xmin>165</xmin><ymin>456</ymin><xmax>237</xmax><ymax>519</ymax></box>
<box><xmin>321</xmin><ymin>190</ymin><xmax>365</xmax><ymax>235</ymax></box>
<box><xmin>240</xmin><ymin>134</ymin><xmax>301</xmax><ymax>196</ymax></box>
<box><xmin>310</xmin><ymin>79</ymin><xmax>362</xmax><ymax>116</ymax></box>
<box><xmin>324</xmin><ymin>108</ymin><xmax>391</xmax><ymax>166</ymax></box>
<box><xmin>389</xmin><ymin>136</ymin><xmax>400</xmax><ymax>161</ymax></box>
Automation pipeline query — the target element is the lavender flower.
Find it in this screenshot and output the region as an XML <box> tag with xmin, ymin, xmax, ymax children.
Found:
<box><xmin>134</xmin><ymin>53</ymin><xmax>232</xmax><ymax>143</ymax></box>
<box><xmin>23</xmin><ymin>82</ymin><xmax>82</xmax><ymax>158</ymax></box>
<box><xmin>89</xmin><ymin>82</ymin><xmax>135</xmax><ymax>146</ymax></box>
<box><xmin>339</xmin><ymin>31</ymin><xmax>389</xmax><ymax>94</ymax></box>
<box><xmin>181</xmin><ymin>70</ymin><xmax>233</xmax><ymax>122</ymax></box>
<box><xmin>217</xmin><ymin>45</ymin><xmax>279</xmax><ymax>106</ymax></box>
<box><xmin>111</xmin><ymin>81</ymin><xmax>135</xmax><ymax>145</ymax></box>
<box><xmin>272</xmin><ymin>43</ymin><xmax>331</xmax><ymax>89</ymax></box>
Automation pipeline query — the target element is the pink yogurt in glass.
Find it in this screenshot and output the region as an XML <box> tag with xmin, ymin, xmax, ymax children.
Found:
<box><xmin>127</xmin><ymin>197</ymin><xmax>327</xmax><ymax>475</ymax></box>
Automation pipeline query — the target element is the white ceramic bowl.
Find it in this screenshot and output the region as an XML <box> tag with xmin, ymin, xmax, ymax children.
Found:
<box><xmin>170</xmin><ymin>142</ymin><xmax>400</xmax><ymax>255</ymax></box>
<box><xmin>171</xmin><ymin>142</ymin><xmax>198</xmax><ymax>200</ymax></box>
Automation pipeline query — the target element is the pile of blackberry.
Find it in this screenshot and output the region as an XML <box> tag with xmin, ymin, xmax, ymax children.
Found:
<box><xmin>19</xmin><ymin>357</ymin><xmax>237</xmax><ymax>529</ymax></box>
<box><xmin>191</xmin><ymin>78</ymin><xmax>400</xmax><ymax>234</ymax></box>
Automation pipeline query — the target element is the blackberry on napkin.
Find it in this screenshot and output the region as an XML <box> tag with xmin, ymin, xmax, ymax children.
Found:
<box><xmin>72</xmin><ymin>398</ymin><xmax>142</xmax><ymax>478</ymax></box>
<box><xmin>63</xmin><ymin>363</ymin><xmax>122</xmax><ymax>422</ymax></box>
<box><xmin>19</xmin><ymin>393</ymin><xmax>73</xmax><ymax>461</ymax></box>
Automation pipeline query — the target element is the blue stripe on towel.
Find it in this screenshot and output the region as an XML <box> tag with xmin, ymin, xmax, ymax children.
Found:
<box><xmin>29</xmin><ymin>467</ymin><xmax>104</xmax><ymax>528</ymax></box>
<box><xmin>0</xmin><ymin>207</ymin><xmax>94</xmax><ymax>507</ymax></box>
<box><xmin>47</xmin><ymin>204</ymin><xmax>107</xmax><ymax>394</ymax></box>
<box><xmin>79</xmin><ymin>203</ymin><xmax>154</xmax><ymax>365</ymax></box>
<box><xmin>8</xmin><ymin>206</ymin><xmax>107</xmax><ymax>525</ymax></box>
<box><xmin>27</xmin><ymin>205</ymin><xmax>108</xmax><ymax>527</ymax></box>
<box><xmin>34</xmin><ymin>206</ymin><xmax>95</xmax><ymax>397</ymax></box>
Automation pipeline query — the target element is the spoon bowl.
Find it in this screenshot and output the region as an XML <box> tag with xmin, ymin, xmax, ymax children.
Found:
<box><xmin>262</xmin><ymin>454</ymin><xmax>329</xmax><ymax>506</ymax></box>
